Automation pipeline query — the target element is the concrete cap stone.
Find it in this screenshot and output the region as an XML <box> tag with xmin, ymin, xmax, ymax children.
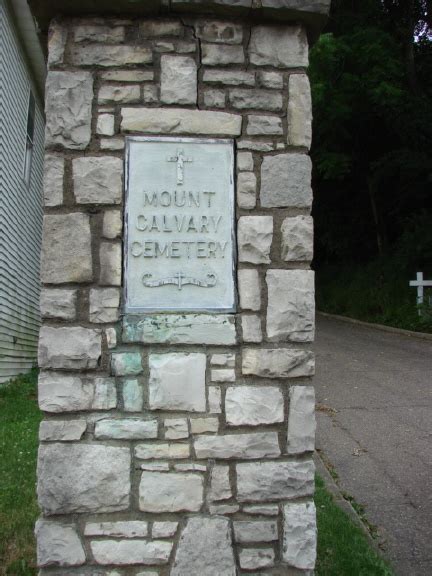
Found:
<box><xmin>29</xmin><ymin>1</ymin><xmax>330</xmax><ymax>44</ymax></box>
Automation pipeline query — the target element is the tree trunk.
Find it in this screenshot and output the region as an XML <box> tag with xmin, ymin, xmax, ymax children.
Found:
<box><xmin>404</xmin><ymin>0</ymin><xmax>421</xmax><ymax>95</ymax></box>
<box><xmin>368</xmin><ymin>179</ymin><xmax>386</xmax><ymax>256</ymax></box>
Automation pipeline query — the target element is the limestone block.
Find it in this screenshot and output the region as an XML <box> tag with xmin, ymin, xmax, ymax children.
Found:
<box><xmin>38</xmin><ymin>443</ymin><xmax>130</xmax><ymax>514</ymax></box>
<box><xmin>202</xmin><ymin>44</ymin><xmax>244</xmax><ymax>65</ymax></box>
<box><xmin>203</xmin><ymin>69</ymin><xmax>255</xmax><ymax>86</ymax></box>
<box><xmin>242</xmin><ymin>348</ymin><xmax>315</xmax><ymax>378</ymax></box>
<box><xmin>103</xmin><ymin>210</ymin><xmax>123</xmax><ymax>239</ymax></box>
<box><xmin>140</xmin><ymin>20</ymin><xmax>184</xmax><ymax>37</ymax></box>
<box><xmin>41</xmin><ymin>213</ymin><xmax>92</xmax><ymax>283</ymax></box>
<box><xmin>135</xmin><ymin>442</ymin><xmax>190</xmax><ymax>460</ymax></box>
<box><xmin>239</xmin><ymin>548</ymin><xmax>275</xmax><ymax>570</ymax></box>
<box><xmin>43</xmin><ymin>154</ymin><xmax>64</xmax><ymax>206</ymax></box>
<box><xmin>73</xmin><ymin>156</ymin><xmax>122</xmax><ymax>204</ymax></box>
<box><xmin>249</xmin><ymin>25</ymin><xmax>308</xmax><ymax>68</ymax></box>
<box><xmin>266</xmin><ymin>270</ymin><xmax>315</xmax><ymax>342</ymax></box>
<box><xmin>258</xmin><ymin>71</ymin><xmax>284</xmax><ymax>89</ymax></box>
<box><xmin>238</xmin><ymin>216</ymin><xmax>273</xmax><ymax>264</ymax></box>
<box><xmin>100</xmin><ymin>137</ymin><xmax>125</xmax><ymax>150</ymax></box>
<box><xmin>35</xmin><ymin>519</ymin><xmax>85</xmax><ymax>567</ymax></box>
<box><xmin>196</xmin><ymin>20</ymin><xmax>243</xmax><ymax>43</ymax></box>
<box><xmin>241</xmin><ymin>315</ymin><xmax>262</xmax><ymax>342</ymax></box>
<box><xmin>283</xmin><ymin>502</ymin><xmax>317</xmax><ymax>569</ymax></box>
<box><xmin>48</xmin><ymin>20</ymin><xmax>67</xmax><ymax>67</ymax></box>
<box><xmin>172</xmin><ymin>517</ymin><xmax>236</xmax><ymax>576</ymax></box>
<box><xmin>287</xmin><ymin>386</ymin><xmax>316</xmax><ymax>453</ymax></box>
<box><xmin>40</xmin><ymin>288</ymin><xmax>77</xmax><ymax>320</ymax></box>
<box><xmin>229</xmin><ymin>89</ymin><xmax>282</xmax><ymax>111</ymax></box>
<box><xmin>234</xmin><ymin>520</ymin><xmax>278</xmax><ymax>543</ymax></box>
<box><xmin>281</xmin><ymin>215</ymin><xmax>313</xmax><ymax>261</ymax></box>
<box><xmin>288</xmin><ymin>73</ymin><xmax>312</xmax><ymax>149</ymax></box>
<box><xmin>101</xmin><ymin>70</ymin><xmax>154</xmax><ymax>82</ymax></box>
<box><xmin>45</xmin><ymin>71</ymin><xmax>93</xmax><ymax>150</ymax></box>
<box><xmin>237</xmin><ymin>139</ymin><xmax>275</xmax><ymax>152</ymax></box>
<box><xmin>260</xmin><ymin>153</ymin><xmax>312</xmax><ymax>208</ymax></box>
<box><xmin>236</xmin><ymin>460</ymin><xmax>315</xmax><ymax>502</ymax></box>
<box><xmin>237</xmin><ymin>151</ymin><xmax>253</xmax><ymax>171</ymax></box>
<box><xmin>95</xmin><ymin>418</ymin><xmax>158</xmax><ymax>440</ymax></box>
<box><xmin>85</xmin><ymin>521</ymin><xmax>148</xmax><ymax>538</ymax></box>
<box><xmin>74</xmin><ymin>25</ymin><xmax>125</xmax><ymax>43</ymax></box>
<box><xmin>225</xmin><ymin>386</ymin><xmax>284</xmax><ymax>426</ymax></box>
<box><xmin>247</xmin><ymin>114</ymin><xmax>283</xmax><ymax>135</ymax></box>
<box><xmin>121</xmin><ymin>107</ymin><xmax>242</xmax><ymax>136</ymax></box>
<box><xmin>100</xmin><ymin>242</ymin><xmax>122</xmax><ymax>286</ymax></box>
<box><xmin>237</xmin><ymin>171</ymin><xmax>256</xmax><ymax>209</ymax></box>
<box><xmin>97</xmin><ymin>114</ymin><xmax>115</xmax><ymax>136</ymax></box>
<box><xmin>155</xmin><ymin>40</ymin><xmax>196</xmax><ymax>53</ymax></box>
<box><xmin>148</xmin><ymin>353</ymin><xmax>206</xmax><ymax>412</ymax></box>
<box><xmin>238</xmin><ymin>269</ymin><xmax>261</xmax><ymax>311</ymax></box>
<box><xmin>89</xmin><ymin>288</ymin><xmax>120</xmax><ymax>323</ymax></box>
<box><xmin>151</xmin><ymin>523</ymin><xmax>178</xmax><ymax>539</ymax></box>
<box><xmin>190</xmin><ymin>417</ymin><xmax>219</xmax><ymax>434</ymax></box>
<box><xmin>165</xmin><ymin>418</ymin><xmax>189</xmax><ymax>439</ymax></box>
<box><xmin>210</xmin><ymin>368</ymin><xmax>235</xmax><ymax>382</ymax></box>
<box><xmin>70</xmin><ymin>44</ymin><xmax>152</xmax><ymax>67</ymax></box>
<box><xmin>161</xmin><ymin>55</ymin><xmax>197</xmax><ymax>105</ymax></box>
<box><xmin>242</xmin><ymin>504</ymin><xmax>279</xmax><ymax>516</ymax></box>
<box><xmin>39</xmin><ymin>420</ymin><xmax>87</xmax><ymax>442</ymax></box>
<box><xmin>123</xmin><ymin>314</ymin><xmax>236</xmax><ymax>345</ymax></box>
<box><xmin>105</xmin><ymin>327</ymin><xmax>117</xmax><ymax>349</ymax></box>
<box><xmin>122</xmin><ymin>379</ymin><xmax>143</xmax><ymax>412</ymax></box>
<box><xmin>174</xmin><ymin>463</ymin><xmax>206</xmax><ymax>472</ymax></box>
<box><xmin>210</xmin><ymin>353</ymin><xmax>235</xmax><ymax>367</ymax></box>
<box><xmin>111</xmin><ymin>352</ymin><xmax>143</xmax><ymax>376</ymax></box>
<box><xmin>203</xmin><ymin>89</ymin><xmax>226</xmax><ymax>108</ymax></box>
<box><xmin>91</xmin><ymin>540</ymin><xmax>172</xmax><ymax>565</ymax></box>
<box><xmin>139</xmin><ymin>472</ymin><xmax>203</xmax><ymax>512</ymax></box>
<box><xmin>208</xmin><ymin>386</ymin><xmax>222</xmax><ymax>413</ymax></box>
<box><xmin>143</xmin><ymin>84</ymin><xmax>159</xmax><ymax>103</ymax></box>
<box><xmin>38</xmin><ymin>326</ymin><xmax>101</xmax><ymax>370</ymax></box>
<box><xmin>194</xmin><ymin>432</ymin><xmax>280</xmax><ymax>459</ymax></box>
<box><xmin>141</xmin><ymin>462</ymin><xmax>170</xmax><ymax>472</ymax></box>
<box><xmin>209</xmin><ymin>504</ymin><xmax>239</xmax><ymax>515</ymax></box>
<box><xmin>38</xmin><ymin>372</ymin><xmax>116</xmax><ymax>413</ymax></box>
<box><xmin>208</xmin><ymin>464</ymin><xmax>232</xmax><ymax>501</ymax></box>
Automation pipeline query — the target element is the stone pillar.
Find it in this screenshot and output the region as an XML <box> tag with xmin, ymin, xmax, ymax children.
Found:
<box><xmin>37</xmin><ymin>5</ymin><xmax>327</xmax><ymax>573</ymax></box>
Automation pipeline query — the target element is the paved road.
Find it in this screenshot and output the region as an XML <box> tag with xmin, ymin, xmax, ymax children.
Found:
<box><xmin>315</xmin><ymin>315</ymin><xmax>432</xmax><ymax>576</ymax></box>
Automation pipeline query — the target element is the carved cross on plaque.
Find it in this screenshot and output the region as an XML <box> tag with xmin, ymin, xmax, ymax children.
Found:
<box><xmin>167</xmin><ymin>149</ymin><xmax>193</xmax><ymax>185</ymax></box>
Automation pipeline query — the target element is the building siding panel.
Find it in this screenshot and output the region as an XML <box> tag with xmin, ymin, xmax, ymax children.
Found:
<box><xmin>0</xmin><ymin>0</ymin><xmax>44</xmax><ymax>382</ymax></box>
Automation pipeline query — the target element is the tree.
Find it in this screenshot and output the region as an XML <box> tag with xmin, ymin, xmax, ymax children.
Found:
<box><xmin>310</xmin><ymin>0</ymin><xmax>432</xmax><ymax>264</ymax></box>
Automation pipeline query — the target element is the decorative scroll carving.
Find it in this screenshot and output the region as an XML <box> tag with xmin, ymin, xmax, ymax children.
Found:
<box><xmin>142</xmin><ymin>272</ymin><xmax>217</xmax><ymax>290</ymax></box>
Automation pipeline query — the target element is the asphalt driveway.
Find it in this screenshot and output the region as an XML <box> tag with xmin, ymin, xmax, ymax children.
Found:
<box><xmin>315</xmin><ymin>314</ymin><xmax>432</xmax><ymax>576</ymax></box>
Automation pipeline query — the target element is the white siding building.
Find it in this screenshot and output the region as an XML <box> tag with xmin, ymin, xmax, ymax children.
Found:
<box><xmin>0</xmin><ymin>0</ymin><xmax>46</xmax><ymax>382</ymax></box>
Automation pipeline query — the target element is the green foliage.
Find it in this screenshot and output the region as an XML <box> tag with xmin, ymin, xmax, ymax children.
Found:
<box><xmin>0</xmin><ymin>370</ymin><xmax>41</xmax><ymax>576</ymax></box>
<box><xmin>315</xmin><ymin>475</ymin><xmax>393</xmax><ymax>576</ymax></box>
<box><xmin>310</xmin><ymin>0</ymin><xmax>432</xmax><ymax>264</ymax></box>
<box><xmin>316</xmin><ymin>258</ymin><xmax>432</xmax><ymax>332</ymax></box>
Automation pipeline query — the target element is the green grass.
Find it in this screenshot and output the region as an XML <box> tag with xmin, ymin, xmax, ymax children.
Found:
<box><xmin>0</xmin><ymin>369</ymin><xmax>41</xmax><ymax>576</ymax></box>
<box><xmin>315</xmin><ymin>475</ymin><xmax>393</xmax><ymax>576</ymax></box>
<box><xmin>0</xmin><ymin>370</ymin><xmax>392</xmax><ymax>575</ymax></box>
<box><xmin>316</xmin><ymin>259</ymin><xmax>432</xmax><ymax>333</ymax></box>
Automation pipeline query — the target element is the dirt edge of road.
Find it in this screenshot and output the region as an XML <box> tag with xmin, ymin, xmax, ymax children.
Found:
<box><xmin>317</xmin><ymin>312</ymin><xmax>432</xmax><ymax>341</ymax></box>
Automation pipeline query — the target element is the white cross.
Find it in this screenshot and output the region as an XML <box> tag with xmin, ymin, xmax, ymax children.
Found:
<box><xmin>167</xmin><ymin>149</ymin><xmax>193</xmax><ymax>185</ymax></box>
<box><xmin>409</xmin><ymin>271</ymin><xmax>432</xmax><ymax>315</ymax></box>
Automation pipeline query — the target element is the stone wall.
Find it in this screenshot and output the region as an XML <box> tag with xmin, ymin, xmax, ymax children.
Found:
<box><xmin>37</xmin><ymin>13</ymin><xmax>316</xmax><ymax>574</ymax></box>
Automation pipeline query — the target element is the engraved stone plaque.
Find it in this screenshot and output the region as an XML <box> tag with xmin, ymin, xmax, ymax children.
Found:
<box><xmin>125</xmin><ymin>137</ymin><xmax>236</xmax><ymax>312</ymax></box>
